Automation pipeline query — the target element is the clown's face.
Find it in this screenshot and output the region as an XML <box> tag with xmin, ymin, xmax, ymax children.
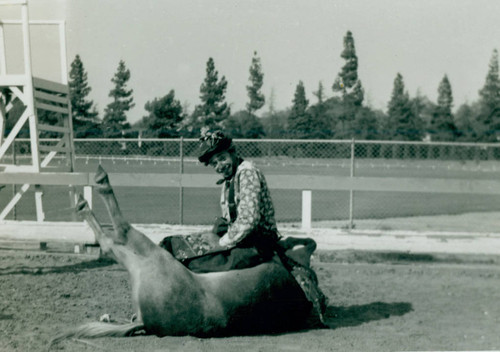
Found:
<box><xmin>209</xmin><ymin>151</ymin><xmax>238</xmax><ymax>180</ymax></box>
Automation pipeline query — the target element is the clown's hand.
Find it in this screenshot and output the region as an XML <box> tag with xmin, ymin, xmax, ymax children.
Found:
<box><xmin>218</xmin><ymin>234</ymin><xmax>234</xmax><ymax>248</ymax></box>
<box><xmin>212</xmin><ymin>217</ymin><xmax>229</xmax><ymax>237</ymax></box>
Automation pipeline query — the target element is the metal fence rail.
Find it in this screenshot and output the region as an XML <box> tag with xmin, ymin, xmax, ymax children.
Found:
<box><xmin>4</xmin><ymin>138</ymin><xmax>500</xmax><ymax>163</ymax></box>
<box><xmin>4</xmin><ymin>138</ymin><xmax>500</xmax><ymax>168</ymax></box>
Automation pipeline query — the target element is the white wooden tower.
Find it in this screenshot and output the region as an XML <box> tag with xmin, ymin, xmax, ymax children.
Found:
<box><xmin>0</xmin><ymin>0</ymin><xmax>75</xmax><ymax>220</ymax></box>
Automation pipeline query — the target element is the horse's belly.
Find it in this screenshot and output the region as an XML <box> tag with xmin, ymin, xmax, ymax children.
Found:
<box><xmin>138</xmin><ymin>259</ymin><xmax>312</xmax><ymax>337</ymax></box>
<box><xmin>201</xmin><ymin>261</ymin><xmax>313</xmax><ymax>335</ymax></box>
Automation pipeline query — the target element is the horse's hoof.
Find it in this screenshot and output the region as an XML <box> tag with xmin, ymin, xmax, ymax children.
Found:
<box><xmin>94</xmin><ymin>165</ymin><xmax>113</xmax><ymax>194</ymax></box>
<box><xmin>75</xmin><ymin>194</ymin><xmax>89</xmax><ymax>213</ymax></box>
<box><xmin>99</xmin><ymin>313</ymin><xmax>111</xmax><ymax>322</ymax></box>
<box><xmin>95</xmin><ymin>165</ymin><xmax>109</xmax><ymax>185</ymax></box>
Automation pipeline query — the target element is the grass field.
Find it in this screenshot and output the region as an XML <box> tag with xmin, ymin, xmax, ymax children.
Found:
<box><xmin>2</xmin><ymin>157</ymin><xmax>500</xmax><ymax>228</ymax></box>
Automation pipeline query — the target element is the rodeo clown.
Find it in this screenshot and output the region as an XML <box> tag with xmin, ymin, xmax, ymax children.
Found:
<box><xmin>199</xmin><ymin>129</ymin><xmax>280</xmax><ymax>263</ymax></box>
<box><xmin>160</xmin><ymin>129</ymin><xmax>328</xmax><ymax>322</ymax></box>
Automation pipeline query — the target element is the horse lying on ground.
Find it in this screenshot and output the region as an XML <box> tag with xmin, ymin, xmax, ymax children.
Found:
<box><xmin>50</xmin><ymin>166</ymin><xmax>324</xmax><ymax>347</ymax></box>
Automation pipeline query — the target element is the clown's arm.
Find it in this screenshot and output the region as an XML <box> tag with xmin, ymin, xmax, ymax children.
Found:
<box><xmin>219</xmin><ymin>168</ymin><xmax>261</xmax><ymax>247</ymax></box>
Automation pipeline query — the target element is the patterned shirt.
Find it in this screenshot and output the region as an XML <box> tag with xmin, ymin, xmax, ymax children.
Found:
<box><xmin>219</xmin><ymin>160</ymin><xmax>278</xmax><ymax>247</ymax></box>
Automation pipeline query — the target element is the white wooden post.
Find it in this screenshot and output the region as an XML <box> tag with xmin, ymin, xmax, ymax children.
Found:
<box><xmin>301</xmin><ymin>190</ymin><xmax>312</xmax><ymax>231</ymax></box>
<box><xmin>0</xmin><ymin>23</ymin><xmax>6</xmax><ymax>75</ymax></box>
<box><xmin>34</xmin><ymin>184</ymin><xmax>45</xmax><ymax>222</ymax></box>
<box><xmin>58</xmin><ymin>21</ymin><xmax>68</xmax><ymax>84</ymax></box>
<box><xmin>0</xmin><ymin>21</ymin><xmax>6</xmax><ymax>148</ymax></box>
<box><xmin>83</xmin><ymin>186</ymin><xmax>92</xmax><ymax>209</ymax></box>
<box><xmin>0</xmin><ymin>97</ymin><xmax>5</xmax><ymax>147</ymax></box>
<box><xmin>21</xmin><ymin>2</ymin><xmax>40</xmax><ymax>172</ymax></box>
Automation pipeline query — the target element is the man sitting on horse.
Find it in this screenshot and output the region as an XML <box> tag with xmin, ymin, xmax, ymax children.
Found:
<box><xmin>200</xmin><ymin>129</ymin><xmax>280</xmax><ymax>258</ymax></box>
<box><xmin>160</xmin><ymin>129</ymin><xmax>280</xmax><ymax>271</ymax></box>
<box><xmin>160</xmin><ymin>129</ymin><xmax>328</xmax><ymax>321</ymax></box>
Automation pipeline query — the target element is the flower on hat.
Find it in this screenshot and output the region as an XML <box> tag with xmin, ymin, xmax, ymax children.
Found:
<box><xmin>198</xmin><ymin>129</ymin><xmax>233</xmax><ymax>165</ymax></box>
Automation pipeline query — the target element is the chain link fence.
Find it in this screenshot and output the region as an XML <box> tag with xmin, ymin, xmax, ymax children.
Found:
<box><xmin>2</xmin><ymin>138</ymin><xmax>500</xmax><ymax>230</ymax></box>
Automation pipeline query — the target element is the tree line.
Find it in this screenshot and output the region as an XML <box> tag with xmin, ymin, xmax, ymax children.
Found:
<box><xmin>12</xmin><ymin>31</ymin><xmax>500</xmax><ymax>142</ymax></box>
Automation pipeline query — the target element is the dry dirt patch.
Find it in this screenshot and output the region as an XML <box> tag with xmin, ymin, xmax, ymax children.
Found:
<box><xmin>1</xmin><ymin>248</ymin><xmax>500</xmax><ymax>352</ymax></box>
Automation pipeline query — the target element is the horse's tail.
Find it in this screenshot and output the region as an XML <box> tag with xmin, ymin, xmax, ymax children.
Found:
<box><xmin>48</xmin><ymin>321</ymin><xmax>145</xmax><ymax>349</ymax></box>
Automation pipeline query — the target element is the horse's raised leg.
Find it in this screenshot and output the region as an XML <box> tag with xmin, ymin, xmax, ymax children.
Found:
<box><xmin>94</xmin><ymin>165</ymin><xmax>128</xmax><ymax>245</ymax></box>
<box><xmin>75</xmin><ymin>194</ymin><xmax>114</xmax><ymax>256</ymax></box>
<box><xmin>75</xmin><ymin>194</ymin><xmax>141</xmax><ymax>322</ymax></box>
<box><xmin>91</xmin><ymin>165</ymin><xmax>196</xmax><ymax>326</ymax></box>
<box><xmin>93</xmin><ymin>165</ymin><xmax>156</xmax><ymax>257</ymax></box>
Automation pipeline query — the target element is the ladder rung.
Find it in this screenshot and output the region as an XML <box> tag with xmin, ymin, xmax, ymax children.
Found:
<box><xmin>33</xmin><ymin>77</ymin><xmax>68</xmax><ymax>94</ymax></box>
<box><xmin>34</xmin><ymin>90</ymin><xmax>69</xmax><ymax>105</ymax></box>
<box><xmin>37</xmin><ymin>123</ymin><xmax>70</xmax><ymax>133</ymax></box>
<box><xmin>35</xmin><ymin>102</ymin><xmax>69</xmax><ymax>114</ymax></box>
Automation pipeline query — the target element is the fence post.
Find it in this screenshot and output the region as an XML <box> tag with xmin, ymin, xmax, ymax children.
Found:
<box><xmin>349</xmin><ymin>138</ymin><xmax>355</xmax><ymax>229</ymax></box>
<box><xmin>179</xmin><ymin>137</ymin><xmax>184</xmax><ymax>225</ymax></box>
<box><xmin>34</xmin><ymin>184</ymin><xmax>45</xmax><ymax>222</ymax></box>
<box><xmin>83</xmin><ymin>186</ymin><xmax>93</xmax><ymax>209</ymax></box>
<box><xmin>68</xmin><ymin>186</ymin><xmax>77</xmax><ymax>221</ymax></box>
<box><xmin>301</xmin><ymin>190</ymin><xmax>312</xmax><ymax>231</ymax></box>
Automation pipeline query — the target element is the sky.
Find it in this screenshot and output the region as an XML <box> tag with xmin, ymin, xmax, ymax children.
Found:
<box><xmin>2</xmin><ymin>0</ymin><xmax>500</xmax><ymax>124</ymax></box>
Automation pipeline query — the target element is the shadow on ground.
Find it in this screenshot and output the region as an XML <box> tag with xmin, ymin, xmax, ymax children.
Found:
<box><xmin>324</xmin><ymin>301</ymin><xmax>413</xmax><ymax>329</ymax></box>
<box><xmin>0</xmin><ymin>257</ymin><xmax>118</xmax><ymax>276</ymax></box>
<box><xmin>318</xmin><ymin>250</ymin><xmax>500</xmax><ymax>265</ymax></box>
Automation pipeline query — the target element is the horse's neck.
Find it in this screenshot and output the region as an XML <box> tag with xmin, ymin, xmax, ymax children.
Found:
<box><xmin>110</xmin><ymin>226</ymin><xmax>173</xmax><ymax>269</ymax></box>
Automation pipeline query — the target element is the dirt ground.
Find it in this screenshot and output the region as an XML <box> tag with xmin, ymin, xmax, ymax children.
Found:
<box><xmin>1</xmin><ymin>246</ymin><xmax>500</xmax><ymax>352</ymax></box>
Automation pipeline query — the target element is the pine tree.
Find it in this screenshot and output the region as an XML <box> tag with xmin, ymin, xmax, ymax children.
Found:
<box><xmin>225</xmin><ymin>110</ymin><xmax>265</xmax><ymax>138</ymax></box>
<box><xmin>192</xmin><ymin>57</ymin><xmax>230</xmax><ymax>131</ymax></box>
<box><xmin>287</xmin><ymin>81</ymin><xmax>310</xmax><ymax>138</ymax></box>
<box><xmin>479</xmin><ymin>49</ymin><xmax>500</xmax><ymax>111</ymax></box>
<box><xmin>437</xmin><ymin>75</ymin><xmax>453</xmax><ymax>114</ymax></box>
<box><xmin>351</xmin><ymin>106</ymin><xmax>379</xmax><ymax>140</ymax></box>
<box><xmin>68</xmin><ymin>55</ymin><xmax>100</xmax><ymax>137</ymax></box>
<box><xmin>332</xmin><ymin>31</ymin><xmax>364</xmax><ymax>106</ymax></box>
<box><xmin>429</xmin><ymin>75</ymin><xmax>458</xmax><ymax>141</ymax></box>
<box><xmin>477</xmin><ymin>49</ymin><xmax>500</xmax><ymax>140</ymax></box>
<box><xmin>262</xmin><ymin>88</ymin><xmax>287</xmax><ymax>138</ymax></box>
<box><xmin>103</xmin><ymin>60</ymin><xmax>135</xmax><ymax>137</ymax></box>
<box><xmin>412</xmin><ymin>90</ymin><xmax>436</xmax><ymax>129</ymax></box>
<box><xmin>309</xmin><ymin>81</ymin><xmax>332</xmax><ymax>138</ymax></box>
<box><xmin>267</xmin><ymin>87</ymin><xmax>276</xmax><ymax>116</ymax></box>
<box><xmin>142</xmin><ymin>90</ymin><xmax>184</xmax><ymax>138</ymax></box>
<box><xmin>387</xmin><ymin>73</ymin><xmax>423</xmax><ymax>140</ymax></box>
<box><xmin>455</xmin><ymin>102</ymin><xmax>481</xmax><ymax>141</ymax></box>
<box><xmin>313</xmin><ymin>81</ymin><xmax>325</xmax><ymax>104</ymax></box>
<box><xmin>246</xmin><ymin>51</ymin><xmax>265</xmax><ymax>114</ymax></box>
<box><xmin>332</xmin><ymin>31</ymin><xmax>364</xmax><ymax>136</ymax></box>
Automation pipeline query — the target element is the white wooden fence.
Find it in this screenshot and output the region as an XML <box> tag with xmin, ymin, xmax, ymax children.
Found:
<box><xmin>1</xmin><ymin>171</ymin><xmax>500</xmax><ymax>230</ymax></box>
